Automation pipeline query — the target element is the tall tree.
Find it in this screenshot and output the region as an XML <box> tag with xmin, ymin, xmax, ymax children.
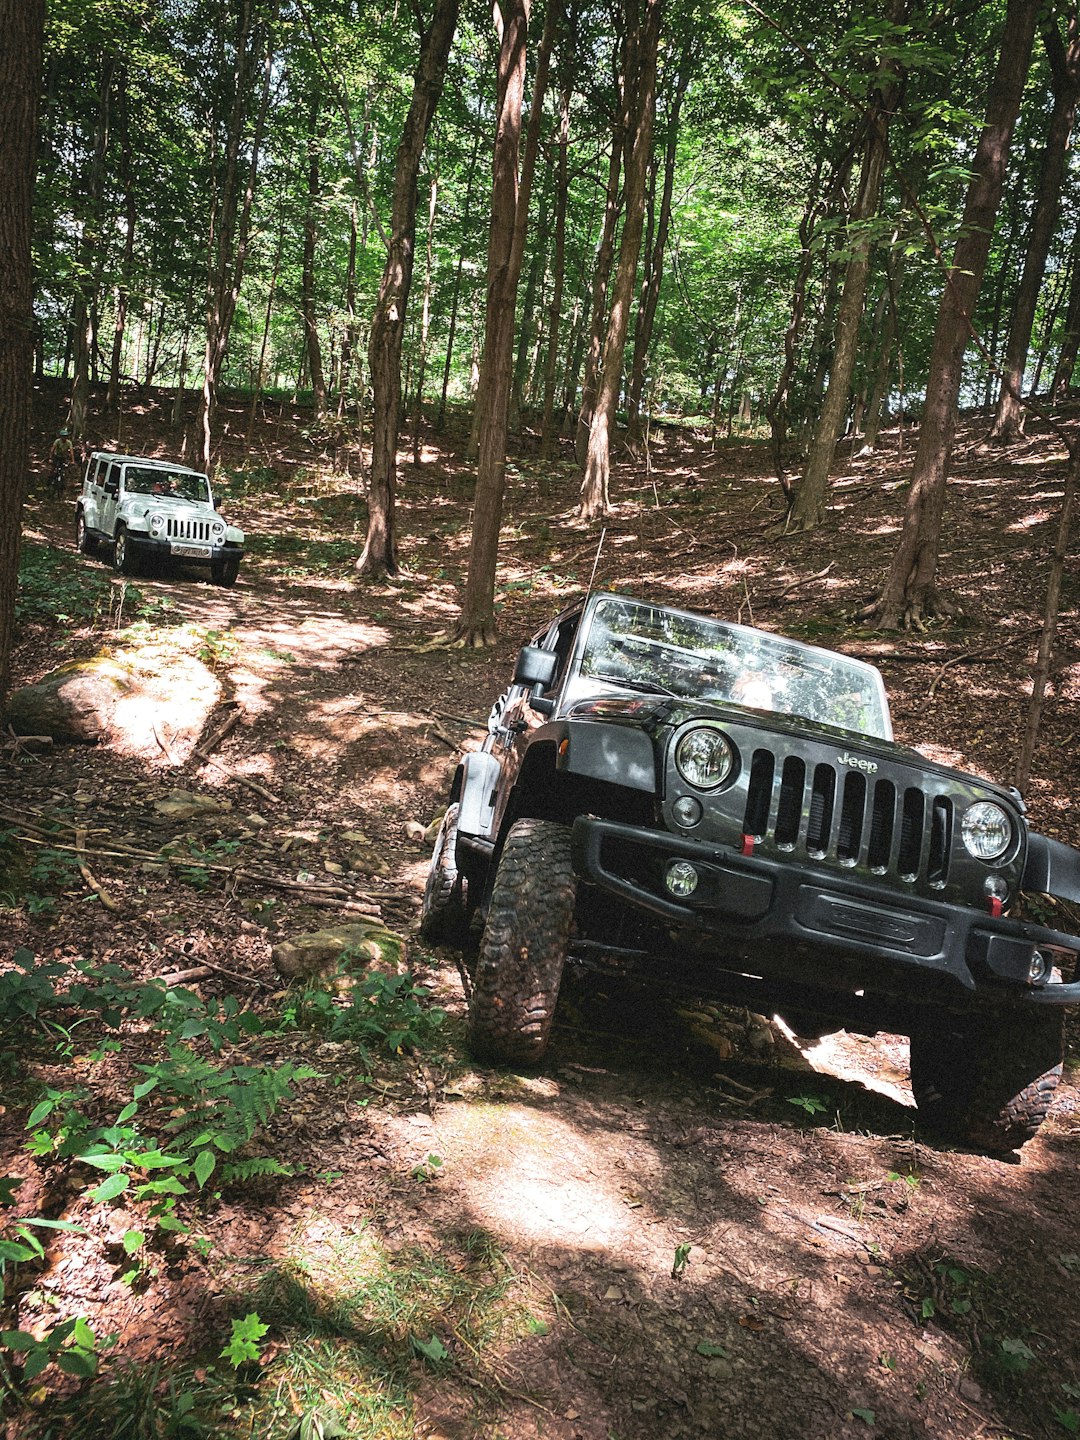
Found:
<box><xmin>988</xmin><ymin>9</ymin><xmax>1080</xmax><ymax>442</ymax></box>
<box><xmin>358</xmin><ymin>0</ymin><xmax>460</xmax><ymax>579</ymax></box>
<box><xmin>786</xmin><ymin>2</ymin><xmax>906</xmax><ymax>532</ymax></box>
<box><xmin>0</xmin><ymin>0</ymin><xmax>44</xmax><ymax>718</ymax></box>
<box><xmin>580</xmin><ymin>0</ymin><xmax>662</xmax><ymax>519</ymax></box>
<box><xmin>453</xmin><ymin>0</ymin><xmax>531</xmax><ymax>643</ymax></box>
<box><xmin>867</xmin><ymin>0</ymin><xmax>1042</xmax><ymax>629</ymax></box>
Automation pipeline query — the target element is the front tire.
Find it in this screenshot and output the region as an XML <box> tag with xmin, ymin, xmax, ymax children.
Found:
<box><xmin>467</xmin><ymin>818</ymin><xmax>576</xmax><ymax>1066</ymax></box>
<box><xmin>419</xmin><ymin>803</ymin><xmax>468</xmax><ymax>945</ymax></box>
<box><xmin>212</xmin><ymin>557</ymin><xmax>240</xmax><ymax>587</ymax></box>
<box><xmin>75</xmin><ymin>511</ymin><xmax>96</xmax><ymax>555</ymax></box>
<box><xmin>112</xmin><ymin>526</ymin><xmax>137</xmax><ymax>575</ymax></box>
<box><xmin>909</xmin><ymin>1010</ymin><xmax>1064</xmax><ymax>1153</ymax></box>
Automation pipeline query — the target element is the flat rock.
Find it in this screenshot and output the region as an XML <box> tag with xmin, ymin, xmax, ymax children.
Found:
<box><xmin>271</xmin><ymin>921</ymin><xmax>407</xmax><ymax>985</ymax></box>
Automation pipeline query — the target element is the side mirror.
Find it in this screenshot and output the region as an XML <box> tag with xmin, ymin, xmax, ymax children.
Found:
<box><xmin>513</xmin><ymin>644</ymin><xmax>558</xmax><ymax>690</ymax></box>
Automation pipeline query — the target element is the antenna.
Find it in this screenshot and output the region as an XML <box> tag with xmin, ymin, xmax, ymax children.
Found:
<box><xmin>585</xmin><ymin>526</ymin><xmax>607</xmax><ymax>602</ymax></box>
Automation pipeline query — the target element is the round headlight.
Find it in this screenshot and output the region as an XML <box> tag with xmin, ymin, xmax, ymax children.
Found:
<box><xmin>961</xmin><ymin>801</ymin><xmax>1013</xmax><ymax>861</ymax></box>
<box><xmin>675</xmin><ymin>727</ymin><xmax>735</xmax><ymax>789</ymax></box>
<box><xmin>148</xmin><ymin>512</ymin><xmax>165</xmax><ymax>536</ymax></box>
<box><xmin>212</xmin><ymin>520</ymin><xmax>226</xmax><ymax>541</ymax></box>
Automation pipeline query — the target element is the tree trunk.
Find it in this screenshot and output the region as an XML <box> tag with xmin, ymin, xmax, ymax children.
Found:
<box><xmin>575</xmin><ymin>124</ymin><xmax>625</xmax><ymax>464</ymax></box>
<box><xmin>1051</xmin><ymin>220</ymin><xmax>1080</xmax><ymax>396</ymax></box>
<box><xmin>338</xmin><ymin>199</ymin><xmax>359</xmax><ymax>419</ymax></box>
<box><xmin>626</xmin><ymin>36</ymin><xmax>691</xmax><ymax>448</ymax></box>
<box><xmin>0</xmin><ymin>0</ymin><xmax>43</xmax><ymax>718</ymax></box>
<box><xmin>580</xmin><ymin>0</ymin><xmax>663</xmax><ymax>520</ymax></box>
<box><xmin>437</xmin><ymin>125</ymin><xmax>483</xmax><ymax>431</ymax></box>
<box><xmin>788</xmin><ymin>14</ymin><xmax>905</xmax><ymax>532</ymax></box>
<box><xmin>301</xmin><ymin>95</ymin><xmax>327</xmax><ymax>421</ymax></box>
<box><xmin>70</xmin><ymin>57</ymin><xmax>116</xmax><ymax>440</ymax></box>
<box><xmin>868</xmin><ymin>0</ymin><xmax>1041</xmax><ymax>630</ymax></box>
<box><xmin>454</xmin><ymin>0</ymin><xmax>531</xmax><ymax>643</ymax></box>
<box><xmin>247</xmin><ymin>210</ymin><xmax>286</xmax><ymax>448</ymax></box>
<box><xmin>358</xmin><ymin>0</ymin><xmax>460</xmax><ymax>579</ymax></box>
<box><xmin>107</xmin><ymin>74</ymin><xmax>135</xmax><ymax>412</ymax></box>
<box><xmin>540</xmin><ymin>77</ymin><xmax>571</xmax><ymax>459</ymax></box>
<box><xmin>412</xmin><ymin>170</ymin><xmax>439</xmax><ymax>462</ymax></box>
<box><xmin>989</xmin><ymin>11</ymin><xmax>1080</xmax><ymax>442</ymax></box>
<box><xmin>860</xmin><ymin>255</ymin><xmax>904</xmax><ymax>453</ymax></box>
<box><xmin>197</xmin><ymin>0</ymin><xmax>277</xmax><ymax>470</ymax></box>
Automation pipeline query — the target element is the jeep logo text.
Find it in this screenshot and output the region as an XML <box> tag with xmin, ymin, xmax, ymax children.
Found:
<box><xmin>838</xmin><ymin>752</ymin><xmax>877</xmax><ymax>773</ymax></box>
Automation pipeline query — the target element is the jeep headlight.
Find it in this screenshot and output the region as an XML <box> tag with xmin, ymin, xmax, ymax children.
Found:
<box><xmin>148</xmin><ymin>512</ymin><xmax>165</xmax><ymax>537</ymax></box>
<box><xmin>212</xmin><ymin>519</ymin><xmax>226</xmax><ymax>542</ymax></box>
<box><xmin>961</xmin><ymin>801</ymin><xmax>1013</xmax><ymax>861</ymax></box>
<box><xmin>674</xmin><ymin>726</ymin><xmax>735</xmax><ymax>789</ymax></box>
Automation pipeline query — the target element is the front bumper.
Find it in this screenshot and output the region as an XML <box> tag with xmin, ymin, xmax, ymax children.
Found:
<box><xmin>125</xmin><ymin>534</ymin><xmax>244</xmax><ymax>565</ymax></box>
<box><xmin>571</xmin><ymin>816</ymin><xmax>1080</xmax><ymax>1007</ymax></box>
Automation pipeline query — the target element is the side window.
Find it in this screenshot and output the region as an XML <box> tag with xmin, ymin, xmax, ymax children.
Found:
<box><xmin>544</xmin><ymin>614</ymin><xmax>580</xmax><ymax>693</ymax></box>
<box><xmin>105</xmin><ymin>463</ymin><xmax>119</xmax><ymax>493</ymax></box>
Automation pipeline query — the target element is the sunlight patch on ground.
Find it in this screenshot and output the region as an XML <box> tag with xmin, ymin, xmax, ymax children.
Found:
<box><xmin>1006</xmin><ymin>508</ymin><xmax>1051</xmax><ymax>532</ymax></box>
<box><xmin>417</xmin><ymin>1103</ymin><xmax>640</xmax><ymax>1250</ymax></box>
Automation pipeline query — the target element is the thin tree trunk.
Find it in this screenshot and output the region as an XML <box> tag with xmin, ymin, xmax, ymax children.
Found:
<box><xmin>0</xmin><ymin>0</ymin><xmax>43</xmax><ymax>718</ymax></box>
<box><xmin>989</xmin><ymin>10</ymin><xmax>1080</xmax><ymax>442</ymax></box>
<box><xmin>868</xmin><ymin>0</ymin><xmax>1042</xmax><ymax>630</ymax></box>
<box><xmin>859</xmin><ymin>256</ymin><xmax>904</xmax><ymax>453</ymax></box>
<box><xmin>575</xmin><ymin>125</ymin><xmax>625</xmax><ymax>464</ymax></box>
<box><xmin>1051</xmin><ymin>220</ymin><xmax>1080</xmax><ymax>396</ymax></box>
<box><xmin>788</xmin><ymin>11</ymin><xmax>905</xmax><ymax>532</ymax></box>
<box><xmin>580</xmin><ymin>0</ymin><xmax>663</xmax><ymax>519</ymax></box>
<box><xmin>437</xmin><ymin>125</ymin><xmax>483</xmax><ymax>431</ymax></box>
<box><xmin>540</xmin><ymin>77</ymin><xmax>571</xmax><ymax>459</ymax></box>
<box><xmin>107</xmin><ymin>75</ymin><xmax>135</xmax><ymax>412</ymax></box>
<box><xmin>626</xmin><ymin>36</ymin><xmax>691</xmax><ymax>447</ymax></box>
<box><xmin>412</xmin><ymin>169</ymin><xmax>439</xmax><ymax>462</ymax></box>
<box><xmin>358</xmin><ymin>0</ymin><xmax>460</xmax><ymax>578</ymax></box>
<box><xmin>338</xmin><ymin>199</ymin><xmax>358</xmax><ymax>419</ymax></box>
<box><xmin>454</xmin><ymin>0</ymin><xmax>532</xmax><ymax>643</ymax></box>
<box><xmin>247</xmin><ymin>210</ymin><xmax>286</xmax><ymax>448</ymax></box>
<box><xmin>70</xmin><ymin>57</ymin><xmax>116</xmax><ymax>440</ymax></box>
<box><xmin>301</xmin><ymin>96</ymin><xmax>327</xmax><ymax>421</ymax></box>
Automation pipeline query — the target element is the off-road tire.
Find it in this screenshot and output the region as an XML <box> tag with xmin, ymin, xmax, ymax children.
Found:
<box><xmin>212</xmin><ymin>557</ymin><xmax>240</xmax><ymax>587</ymax></box>
<box><xmin>909</xmin><ymin>1010</ymin><xmax>1064</xmax><ymax>1153</ymax></box>
<box><xmin>467</xmin><ymin>818</ymin><xmax>576</xmax><ymax>1067</ymax></box>
<box><xmin>112</xmin><ymin>525</ymin><xmax>137</xmax><ymax>575</ymax></box>
<box><xmin>75</xmin><ymin>511</ymin><xmax>96</xmax><ymax>555</ymax></box>
<box><xmin>419</xmin><ymin>803</ymin><xmax>468</xmax><ymax>945</ymax></box>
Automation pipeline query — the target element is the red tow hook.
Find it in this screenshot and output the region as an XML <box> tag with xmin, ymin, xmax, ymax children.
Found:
<box><xmin>987</xmin><ymin>896</ymin><xmax>1003</xmax><ymax>919</ymax></box>
<box><xmin>741</xmin><ymin>834</ymin><xmax>755</xmax><ymax>857</ymax></box>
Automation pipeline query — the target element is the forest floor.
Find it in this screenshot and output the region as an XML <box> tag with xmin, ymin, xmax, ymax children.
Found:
<box><xmin>2</xmin><ymin>380</ymin><xmax>1080</xmax><ymax>1440</ymax></box>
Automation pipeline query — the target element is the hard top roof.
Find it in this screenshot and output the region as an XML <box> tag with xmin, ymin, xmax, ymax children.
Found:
<box><xmin>88</xmin><ymin>451</ymin><xmax>209</xmax><ymax>476</ymax></box>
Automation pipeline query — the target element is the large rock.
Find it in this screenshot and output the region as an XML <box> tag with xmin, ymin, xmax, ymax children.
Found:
<box><xmin>271</xmin><ymin>922</ymin><xmax>407</xmax><ymax>988</ymax></box>
<box><xmin>7</xmin><ymin>641</ymin><xmax>221</xmax><ymax>762</ymax></box>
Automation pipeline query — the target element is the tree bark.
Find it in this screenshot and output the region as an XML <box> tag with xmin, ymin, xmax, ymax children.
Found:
<box><xmin>540</xmin><ymin>76</ymin><xmax>571</xmax><ymax>459</ymax></box>
<box><xmin>197</xmin><ymin>0</ymin><xmax>276</xmax><ymax>471</ymax></box>
<box><xmin>437</xmin><ymin>125</ymin><xmax>483</xmax><ymax>430</ymax></box>
<box><xmin>575</xmin><ymin>123</ymin><xmax>625</xmax><ymax>464</ymax></box>
<box><xmin>1051</xmin><ymin>219</ymin><xmax>1080</xmax><ymax>396</ymax></box>
<box><xmin>0</xmin><ymin>0</ymin><xmax>43</xmax><ymax>719</ymax></box>
<box><xmin>453</xmin><ymin>0</ymin><xmax>531</xmax><ymax>643</ymax></box>
<box><xmin>989</xmin><ymin>10</ymin><xmax>1080</xmax><ymax>442</ymax></box>
<box><xmin>358</xmin><ymin>0</ymin><xmax>460</xmax><ymax>579</ymax></box>
<box><xmin>787</xmin><ymin>12</ymin><xmax>905</xmax><ymax>532</ymax></box>
<box><xmin>868</xmin><ymin>0</ymin><xmax>1041</xmax><ymax>630</ymax></box>
<box><xmin>626</xmin><ymin>36</ymin><xmax>691</xmax><ymax>448</ymax></box>
<box><xmin>107</xmin><ymin>73</ymin><xmax>135</xmax><ymax>412</ymax></box>
<box><xmin>70</xmin><ymin>57</ymin><xmax>116</xmax><ymax>440</ymax></box>
<box><xmin>580</xmin><ymin>0</ymin><xmax>663</xmax><ymax>520</ymax></box>
<box><xmin>301</xmin><ymin>95</ymin><xmax>327</xmax><ymax>421</ymax></box>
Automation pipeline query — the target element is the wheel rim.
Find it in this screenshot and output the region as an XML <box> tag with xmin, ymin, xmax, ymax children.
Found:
<box><xmin>115</xmin><ymin>534</ymin><xmax>125</xmax><ymax>566</ymax></box>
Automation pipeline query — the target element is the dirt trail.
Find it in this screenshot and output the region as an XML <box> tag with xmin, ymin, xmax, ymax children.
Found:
<box><xmin>5</xmin><ymin>415</ymin><xmax>1080</xmax><ymax>1438</ymax></box>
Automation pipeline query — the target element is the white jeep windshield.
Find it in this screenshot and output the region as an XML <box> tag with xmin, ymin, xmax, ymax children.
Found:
<box><xmin>578</xmin><ymin>596</ymin><xmax>891</xmax><ymax>739</ymax></box>
<box><xmin>124</xmin><ymin>467</ymin><xmax>211</xmax><ymax>504</ymax></box>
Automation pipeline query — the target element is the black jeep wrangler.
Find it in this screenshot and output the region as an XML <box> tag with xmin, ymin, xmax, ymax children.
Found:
<box><xmin>421</xmin><ymin>592</ymin><xmax>1080</xmax><ymax>1152</ymax></box>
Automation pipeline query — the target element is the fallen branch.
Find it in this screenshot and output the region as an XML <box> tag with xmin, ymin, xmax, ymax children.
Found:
<box><xmin>770</xmin><ymin>563</ymin><xmax>834</xmax><ymax>603</ymax></box>
<box><xmin>191</xmin><ymin>706</ymin><xmax>243</xmax><ymax>763</ymax></box>
<box><xmin>74</xmin><ymin>828</ymin><xmax>123</xmax><ymax>913</ymax></box>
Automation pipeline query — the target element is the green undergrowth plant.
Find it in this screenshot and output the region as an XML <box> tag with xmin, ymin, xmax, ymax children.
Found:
<box><xmin>16</xmin><ymin>544</ymin><xmax>170</xmax><ymax>632</ymax></box>
<box><xmin>277</xmin><ymin>967</ymin><xmax>445</xmax><ymax>1059</ymax></box>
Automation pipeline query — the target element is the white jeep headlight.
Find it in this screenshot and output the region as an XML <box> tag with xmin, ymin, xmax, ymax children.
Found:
<box><xmin>675</xmin><ymin>726</ymin><xmax>735</xmax><ymax>790</ymax></box>
<box><xmin>961</xmin><ymin>801</ymin><xmax>1013</xmax><ymax>861</ymax></box>
<box><xmin>212</xmin><ymin>520</ymin><xmax>226</xmax><ymax>542</ymax></box>
<box><xmin>148</xmin><ymin>512</ymin><xmax>165</xmax><ymax>537</ymax></box>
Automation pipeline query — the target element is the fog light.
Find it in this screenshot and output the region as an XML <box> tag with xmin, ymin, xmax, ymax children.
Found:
<box><xmin>984</xmin><ymin>875</ymin><xmax>1009</xmax><ymax>901</ymax></box>
<box><xmin>665</xmin><ymin>860</ymin><xmax>699</xmax><ymax>898</ymax></box>
<box><xmin>1029</xmin><ymin>950</ymin><xmax>1050</xmax><ymax>984</ymax></box>
<box><xmin>672</xmin><ymin>796</ymin><xmax>703</xmax><ymax>828</ymax></box>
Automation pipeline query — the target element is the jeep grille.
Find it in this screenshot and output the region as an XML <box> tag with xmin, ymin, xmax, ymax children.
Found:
<box><xmin>165</xmin><ymin>516</ymin><xmax>214</xmax><ymax>543</ymax></box>
<box><xmin>743</xmin><ymin>748</ymin><xmax>953</xmax><ymax>886</ymax></box>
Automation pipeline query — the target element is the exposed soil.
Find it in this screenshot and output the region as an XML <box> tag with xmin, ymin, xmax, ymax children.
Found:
<box><xmin>2</xmin><ymin>382</ymin><xmax>1080</xmax><ymax>1438</ymax></box>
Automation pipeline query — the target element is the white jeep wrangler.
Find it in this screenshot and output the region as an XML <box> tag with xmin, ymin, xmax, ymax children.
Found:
<box><xmin>75</xmin><ymin>452</ymin><xmax>246</xmax><ymax>587</ymax></box>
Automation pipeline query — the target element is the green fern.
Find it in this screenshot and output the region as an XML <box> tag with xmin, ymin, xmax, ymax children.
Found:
<box><xmin>219</xmin><ymin>1157</ymin><xmax>294</xmax><ymax>1186</ymax></box>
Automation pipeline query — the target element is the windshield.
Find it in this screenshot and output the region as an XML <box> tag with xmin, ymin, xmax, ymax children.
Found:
<box><xmin>578</xmin><ymin>596</ymin><xmax>891</xmax><ymax>738</ymax></box>
<box><xmin>124</xmin><ymin>467</ymin><xmax>211</xmax><ymax>504</ymax></box>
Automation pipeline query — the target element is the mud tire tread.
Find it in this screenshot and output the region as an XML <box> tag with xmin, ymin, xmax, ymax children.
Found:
<box><xmin>909</xmin><ymin>1010</ymin><xmax>1063</xmax><ymax>1153</ymax></box>
<box><xmin>467</xmin><ymin>818</ymin><xmax>575</xmax><ymax>1067</ymax></box>
<box><xmin>419</xmin><ymin>803</ymin><xmax>468</xmax><ymax>945</ymax></box>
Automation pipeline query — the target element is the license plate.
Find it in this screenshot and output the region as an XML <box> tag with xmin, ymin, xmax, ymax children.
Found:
<box><xmin>171</xmin><ymin>543</ymin><xmax>212</xmax><ymax>558</ymax></box>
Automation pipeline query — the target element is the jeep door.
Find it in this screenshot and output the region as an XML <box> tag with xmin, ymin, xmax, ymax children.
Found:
<box><xmin>98</xmin><ymin>461</ymin><xmax>121</xmax><ymax>535</ymax></box>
